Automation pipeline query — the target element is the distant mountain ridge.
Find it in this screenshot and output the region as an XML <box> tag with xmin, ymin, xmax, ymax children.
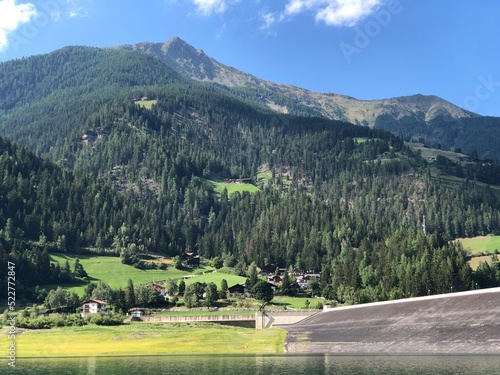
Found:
<box><xmin>119</xmin><ymin>37</ymin><xmax>500</xmax><ymax>159</ymax></box>
<box><xmin>118</xmin><ymin>37</ymin><xmax>477</xmax><ymax>126</ymax></box>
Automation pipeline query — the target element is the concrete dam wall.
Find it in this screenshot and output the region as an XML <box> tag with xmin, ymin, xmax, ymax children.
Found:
<box><xmin>282</xmin><ymin>288</ymin><xmax>500</xmax><ymax>354</ymax></box>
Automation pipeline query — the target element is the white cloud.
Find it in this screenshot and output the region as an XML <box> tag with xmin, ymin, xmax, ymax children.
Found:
<box><xmin>259</xmin><ymin>11</ymin><xmax>285</xmax><ymax>32</ymax></box>
<box><xmin>0</xmin><ymin>0</ymin><xmax>38</xmax><ymax>51</ymax></box>
<box><xmin>284</xmin><ymin>0</ymin><xmax>383</xmax><ymax>27</ymax></box>
<box><xmin>192</xmin><ymin>0</ymin><xmax>229</xmax><ymax>15</ymax></box>
<box><xmin>64</xmin><ymin>0</ymin><xmax>88</xmax><ymax>18</ymax></box>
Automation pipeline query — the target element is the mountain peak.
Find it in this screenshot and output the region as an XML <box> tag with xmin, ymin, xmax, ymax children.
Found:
<box><xmin>119</xmin><ymin>37</ymin><xmax>217</xmax><ymax>81</ymax></box>
<box><xmin>118</xmin><ymin>37</ymin><xmax>257</xmax><ymax>86</ymax></box>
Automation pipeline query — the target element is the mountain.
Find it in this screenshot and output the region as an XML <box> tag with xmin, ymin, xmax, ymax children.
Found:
<box><xmin>119</xmin><ymin>36</ymin><xmax>259</xmax><ymax>87</ymax></box>
<box><xmin>0</xmin><ymin>45</ymin><xmax>184</xmax><ymax>158</ymax></box>
<box><xmin>1</xmin><ymin>44</ymin><xmax>500</xmax><ymax>301</ymax></box>
<box><xmin>119</xmin><ymin>37</ymin><xmax>500</xmax><ymax>160</ymax></box>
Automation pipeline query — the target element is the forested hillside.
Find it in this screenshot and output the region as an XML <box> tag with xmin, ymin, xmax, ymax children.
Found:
<box><xmin>1</xmin><ymin>45</ymin><xmax>500</xmax><ymax>303</ymax></box>
<box><xmin>0</xmin><ymin>135</ymin><xmax>168</xmax><ymax>297</ymax></box>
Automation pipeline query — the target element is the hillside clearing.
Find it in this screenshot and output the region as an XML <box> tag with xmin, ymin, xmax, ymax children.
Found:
<box><xmin>202</xmin><ymin>178</ymin><xmax>260</xmax><ymax>196</ymax></box>
<box><xmin>456</xmin><ymin>235</ymin><xmax>500</xmax><ymax>255</ymax></box>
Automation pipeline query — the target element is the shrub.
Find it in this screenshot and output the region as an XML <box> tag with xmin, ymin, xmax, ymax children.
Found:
<box><xmin>90</xmin><ymin>313</ymin><xmax>125</xmax><ymax>326</ymax></box>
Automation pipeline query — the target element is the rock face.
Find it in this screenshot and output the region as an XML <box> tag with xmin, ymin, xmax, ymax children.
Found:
<box><xmin>282</xmin><ymin>288</ymin><xmax>500</xmax><ymax>354</ymax></box>
<box><xmin>119</xmin><ymin>37</ymin><xmax>258</xmax><ymax>86</ymax></box>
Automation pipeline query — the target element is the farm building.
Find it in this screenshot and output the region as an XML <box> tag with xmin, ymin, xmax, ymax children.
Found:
<box><xmin>81</xmin><ymin>299</ymin><xmax>107</xmax><ymax>316</ymax></box>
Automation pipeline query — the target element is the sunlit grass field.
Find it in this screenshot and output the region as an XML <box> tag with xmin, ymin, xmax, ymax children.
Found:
<box><xmin>45</xmin><ymin>254</ymin><xmax>216</xmax><ymax>295</ymax></box>
<box><xmin>135</xmin><ymin>99</ymin><xmax>157</xmax><ymax>109</ymax></box>
<box><xmin>468</xmin><ymin>255</ymin><xmax>495</xmax><ymax>270</ymax></box>
<box><xmin>202</xmin><ymin>178</ymin><xmax>260</xmax><ymax>196</ymax></box>
<box><xmin>457</xmin><ymin>235</ymin><xmax>500</xmax><ymax>255</ymax></box>
<box><xmin>182</xmin><ymin>271</ymin><xmax>245</xmax><ymax>288</ymax></box>
<box><xmin>0</xmin><ymin>324</ymin><xmax>286</xmax><ymax>357</ymax></box>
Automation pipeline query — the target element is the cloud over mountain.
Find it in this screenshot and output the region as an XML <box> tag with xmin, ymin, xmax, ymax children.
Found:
<box><xmin>0</xmin><ymin>0</ymin><xmax>37</xmax><ymax>51</ymax></box>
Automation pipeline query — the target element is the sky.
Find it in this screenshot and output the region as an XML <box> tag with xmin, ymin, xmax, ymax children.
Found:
<box><xmin>1</xmin><ymin>0</ymin><xmax>500</xmax><ymax>117</ymax></box>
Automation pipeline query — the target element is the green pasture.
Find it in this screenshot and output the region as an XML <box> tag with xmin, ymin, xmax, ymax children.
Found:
<box><xmin>408</xmin><ymin>143</ymin><xmax>467</xmax><ymax>163</ymax></box>
<box><xmin>0</xmin><ymin>323</ymin><xmax>286</xmax><ymax>357</ymax></box>
<box><xmin>354</xmin><ymin>137</ymin><xmax>368</xmax><ymax>144</ymax></box>
<box><xmin>202</xmin><ymin>178</ymin><xmax>260</xmax><ymax>196</ymax></box>
<box><xmin>135</xmin><ymin>99</ymin><xmax>157</xmax><ymax>109</ymax></box>
<box><xmin>457</xmin><ymin>235</ymin><xmax>500</xmax><ymax>255</ymax></box>
<box><xmin>271</xmin><ymin>296</ymin><xmax>322</xmax><ymax>310</ymax></box>
<box><xmin>46</xmin><ymin>254</ymin><xmax>214</xmax><ymax>295</ymax></box>
<box><xmin>468</xmin><ymin>255</ymin><xmax>495</xmax><ymax>270</ymax></box>
<box><xmin>181</xmin><ymin>271</ymin><xmax>246</xmax><ymax>287</ymax></box>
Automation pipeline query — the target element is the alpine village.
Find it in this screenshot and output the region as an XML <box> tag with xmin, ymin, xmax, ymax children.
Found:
<box><xmin>1</xmin><ymin>37</ymin><xmax>500</xmax><ymax>357</ymax></box>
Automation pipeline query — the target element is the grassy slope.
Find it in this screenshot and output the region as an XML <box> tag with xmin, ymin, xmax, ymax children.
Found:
<box><xmin>182</xmin><ymin>271</ymin><xmax>246</xmax><ymax>287</ymax></box>
<box><xmin>454</xmin><ymin>235</ymin><xmax>500</xmax><ymax>270</ymax></box>
<box><xmin>456</xmin><ymin>235</ymin><xmax>500</xmax><ymax>255</ymax></box>
<box><xmin>135</xmin><ymin>100</ymin><xmax>158</xmax><ymax>109</ymax></box>
<box><xmin>468</xmin><ymin>255</ymin><xmax>495</xmax><ymax>270</ymax></box>
<box><xmin>46</xmin><ymin>254</ymin><xmax>217</xmax><ymax>295</ymax></box>
<box><xmin>408</xmin><ymin>143</ymin><xmax>468</xmax><ymax>163</ymax></box>
<box><xmin>1</xmin><ymin>324</ymin><xmax>286</xmax><ymax>357</ymax></box>
<box><xmin>202</xmin><ymin>178</ymin><xmax>260</xmax><ymax>196</ymax></box>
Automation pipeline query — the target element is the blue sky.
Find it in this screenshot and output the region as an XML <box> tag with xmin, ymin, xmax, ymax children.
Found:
<box><xmin>1</xmin><ymin>0</ymin><xmax>500</xmax><ymax>117</ymax></box>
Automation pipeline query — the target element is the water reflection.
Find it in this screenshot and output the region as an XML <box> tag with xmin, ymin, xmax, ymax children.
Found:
<box><xmin>4</xmin><ymin>354</ymin><xmax>500</xmax><ymax>375</ymax></box>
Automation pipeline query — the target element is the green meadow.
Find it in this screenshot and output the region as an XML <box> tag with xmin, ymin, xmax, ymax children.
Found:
<box><xmin>408</xmin><ymin>143</ymin><xmax>467</xmax><ymax>163</ymax></box>
<box><xmin>46</xmin><ymin>253</ymin><xmax>217</xmax><ymax>295</ymax></box>
<box><xmin>457</xmin><ymin>235</ymin><xmax>500</xmax><ymax>255</ymax></box>
<box><xmin>202</xmin><ymin>178</ymin><xmax>260</xmax><ymax>197</ymax></box>
<box><xmin>1</xmin><ymin>324</ymin><xmax>286</xmax><ymax>357</ymax></box>
<box><xmin>135</xmin><ymin>99</ymin><xmax>157</xmax><ymax>109</ymax></box>
<box><xmin>468</xmin><ymin>255</ymin><xmax>495</xmax><ymax>270</ymax></box>
<box><xmin>182</xmin><ymin>271</ymin><xmax>246</xmax><ymax>288</ymax></box>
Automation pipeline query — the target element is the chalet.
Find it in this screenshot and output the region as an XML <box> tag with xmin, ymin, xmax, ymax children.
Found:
<box><xmin>297</xmin><ymin>273</ymin><xmax>320</xmax><ymax>290</ymax></box>
<box><xmin>290</xmin><ymin>268</ymin><xmax>303</xmax><ymax>277</ymax></box>
<box><xmin>260</xmin><ymin>264</ymin><xmax>277</xmax><ymax>276</ymax></box>
<box><xmin>228</xmin><ymin>283</ymin><xmax>249</xmax><ymax>297</ymax></box>
<box><xmin>267</xmin><ymin>275</ymin><xmax>282</xmax><ymax>284</ymax></box>
<box><xmin>81</xmin><ymin>299</ymin><xmax>107</xmax><ymax>316</ymax></box>
<box><xmin>152</xmin><ymin>282</ymin><xmax>165</xmax><ymax>292</ymax></box>
<box><xmin>181</xmin><ymin>252</ymin><xmax>195</xmax><ymax>260</ymax></box>
<box><xmin>187</xmin><ymin>256</ymin><xmax>201</xmax><ymax>268</ymax></box>
<box><xmin>152</xmin><ymin>282</ymin><xmax>167</xmax><ymax>298</ymax></box>
<box><xmin>224</xmin><ymin>178</ymin><xmax>252</xmax><ymax>184</ymax></box>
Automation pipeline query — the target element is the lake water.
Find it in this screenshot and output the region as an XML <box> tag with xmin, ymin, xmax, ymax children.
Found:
<box><xmin>4</xmin><ymin>355</ymin><xmax>500</xmax><ymax>375</ymax></box>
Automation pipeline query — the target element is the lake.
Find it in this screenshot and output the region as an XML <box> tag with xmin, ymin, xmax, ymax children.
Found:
<box><xmin>4</xmin><ymin>355</ymin><xmax>500</xmax><ymax>375</ymax></box>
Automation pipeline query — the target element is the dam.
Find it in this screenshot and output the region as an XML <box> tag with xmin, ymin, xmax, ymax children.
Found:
<box><xmin>282</xmin><ymin>287</ymin><xmax>500</xmax><ymax>354</ymax></box>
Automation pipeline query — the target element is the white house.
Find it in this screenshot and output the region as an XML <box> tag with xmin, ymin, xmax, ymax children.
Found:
<box><xmin>81</xmin><ymin>299</ymin><xmax>107</xmax><ymax>316</ymax></box>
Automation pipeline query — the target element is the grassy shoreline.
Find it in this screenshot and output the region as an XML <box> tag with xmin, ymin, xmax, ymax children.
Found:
<box><xmin>1</xmin><ymin>323</ymin><xmax>287</xmax><ymax>357</ymax></box>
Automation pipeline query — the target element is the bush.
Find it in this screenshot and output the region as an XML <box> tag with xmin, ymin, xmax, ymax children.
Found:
<box><xmin>13</xmin><ymin>313</ymin><xmax>87</xmax><ymax>329</ymax></box>
<box><xmin>90</xmin><ymin>313</ymin><xmax>125</xmax><ymax>326</ymax></box>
